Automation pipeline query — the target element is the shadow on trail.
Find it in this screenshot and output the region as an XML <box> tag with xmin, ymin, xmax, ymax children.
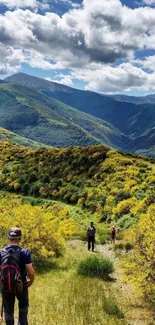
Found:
<box><xmin>35</xmin><ymin>259</ymin><xmax>61</xmax><ymax>274</ymax></box>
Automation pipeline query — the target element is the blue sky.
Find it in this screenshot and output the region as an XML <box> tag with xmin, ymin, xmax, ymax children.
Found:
<box><xmin>0</xmin><ymin>0</ymin><xmax>155</xmax><ymax>95</ymax></box>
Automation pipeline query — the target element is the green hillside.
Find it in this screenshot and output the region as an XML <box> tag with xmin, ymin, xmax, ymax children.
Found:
<box><xmin>0</xmin><ymin>83</ymin><xmax>129</xmax><ymax>149</ymax></box>
<box><xmin>0</xmin><ymin>127</ymin><xmax>48</xmax><ymax>148</ymax></box>
<box><xmin>0</xmin><ymin>140</ymin><xmax>154</xmax><ymax>322</ymax></box>
<box><xmin>0</xmin><ymin>140</ymin><xmax>154</xmax><ymax>224</ymax></box>
<box><xmin>5</xmin><ymin>73</ymin><xmax>155</xmax><ymax>156</ymax></box>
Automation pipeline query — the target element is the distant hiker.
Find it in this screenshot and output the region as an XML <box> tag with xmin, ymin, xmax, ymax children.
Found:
<box><xmin>0</xmin><ymin>227</ymin><xmax>35</xmax><ymax>325</ymax></box>
<box><xmin>110</xmin><ymin>226</ymin><xmax>116</xmax><ymax>244</ymax></box>
<box><xmin>87</xmin><ymin>221</ymin><xmax>96</xmax><ymax>251</ymax></box>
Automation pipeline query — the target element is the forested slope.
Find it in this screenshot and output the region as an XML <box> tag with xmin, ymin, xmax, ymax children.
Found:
<box><xmin>0</xmin><ymin>140</ymin><xmax>154</xmax><ymax>225</ymax></box>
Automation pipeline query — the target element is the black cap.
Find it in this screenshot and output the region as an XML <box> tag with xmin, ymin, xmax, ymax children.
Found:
<box><xmin>8</xmin><ymin>227</ymin><xmax>22</xmax><ymax>240</ymax></box>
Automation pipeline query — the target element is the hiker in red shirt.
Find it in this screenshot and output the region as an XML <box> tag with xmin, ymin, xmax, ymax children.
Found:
<box><xmin>110</xmin><ymin>226</ymin><xmax>116</xmax><ymax>244</ymax></box>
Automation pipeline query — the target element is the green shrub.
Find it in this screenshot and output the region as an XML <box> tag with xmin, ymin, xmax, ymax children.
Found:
<box><xmin>124</xmin><ymin>242</ymin><xmax>134</xmax><ymax>251</ymax></box>
<box><xmin>98</xmin><ymin>235</ymin><xmax>107</xmax><ymax>245</ymax></box>
<box><xmin>115</xmin><ymin>190</ymin><xmax>131</xmax><ymax>203</ymax></box>
<box><xmin>103</xmin><ymin>297</ymin><xmax>124</xmax><ymax>319</ymax></box>
<box><xmin>77</xmin><ymin>256</ymin><xmax>114</xmax><ymax>279</ymax></box>
<box><xmin>113</xmin><ymin>243</ymin><xmax>124</xmax><ymax>251</ymax></box>
<box><xmin>116</xmin><ymin>232</ymin><xmax>124</xmax><ymax>240</ymax></box>
<box><xmin>78</xmin><ymin>230</ymin><xmax>87</xmax><ymax>241</ymax></box>
<box><xmin>116</xmin><ymin>214</ymin><xmax>137</xmax><ymax>230</ymax></box>
<box><xmin>150</xmin><ymin>290</ymin><xmax>155</xmax><ymax>307</ymax></box>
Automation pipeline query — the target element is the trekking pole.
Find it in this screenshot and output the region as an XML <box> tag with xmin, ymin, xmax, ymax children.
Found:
<box><xmin>0</xmin><ymin>300</ymin><xmax>3</xmax><ymax>321</ymax></box>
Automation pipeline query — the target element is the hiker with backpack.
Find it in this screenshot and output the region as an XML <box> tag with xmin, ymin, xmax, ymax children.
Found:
<box><xmin>110</xmin><ymin>226</ymin><xmax>116</xmax><ymax>244</ymax></box>
<box><xmin>87</xmin><ymin>221</ymin><xmax>96</xmax><ymax>251</ymax></box>
<box><xmin>0</xmin><ymin>227</ymin><xmax>35</xmax><ymax>325</ymax></box>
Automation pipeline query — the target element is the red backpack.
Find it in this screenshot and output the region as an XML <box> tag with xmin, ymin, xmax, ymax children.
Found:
<box><xmin>0</xmin><ymin>246</ymin><xmax>23</xmax><ymax>292</ymax></box>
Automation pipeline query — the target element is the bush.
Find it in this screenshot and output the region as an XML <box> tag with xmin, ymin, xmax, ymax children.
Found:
<box><xmin>77</xmin><ymin>256</ymin><xmax>114</xmax><ymax>279</ymax></box>
<box><xmin>0</xmin><ymin>195</ymin><xmax>78</xmax><ymax>261</ymax></box>
<box><xmin>113</xmin><ymin>243</ymin><xmax>124</xmax><ymax>251</ymax></box>
<box><xmin>78</xmin><ymin>230</ymin><xmax>87</xmax><ymax>241</ymax></box>
<box><xmin>103</xmin><ymin>297</ymin><xmax>124</xmax><ymax>319</ymax></box>
<box><xmin>124</xmin><ymin>242</ymin><xmax>134</xmax><ymax>251</ymax></box>
<box><xmin>150</xmin><ymin>290</ymin><xmax>155</xmax><ymax>307</ymax></box>
<box><xmin>116</xmin><ymin>232</ymin><xmax>124</xmax><ymax>240</ymax></box>
<box><xmin>116</xmin><ymin>214</ymin><xmax>137</xmax><ymax>230</ymax></box>
<box><xmin>98</xmin><ymin>235</ymin><xmax>107</xmax><ymax>245</ymax></box>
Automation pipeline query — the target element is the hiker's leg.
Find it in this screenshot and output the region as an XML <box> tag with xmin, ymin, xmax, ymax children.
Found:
<box><xmin>88</xmin><ymin>237</ymin><xmax>91</xmax><ymax>250</ymax></box>
<box><xmin>16</xmin><ymin>288</ymin><xmax>29</xmax><ymax>325</ymax></box>
<box><xmin>92</xmin><ymin>237</ymin><xmax>95</xmax><ymax>251</ymax></box>
<box><xmin>2</xmin><ymin>292</ymin><xmax>15</xmax><ymax>325</ymax></box>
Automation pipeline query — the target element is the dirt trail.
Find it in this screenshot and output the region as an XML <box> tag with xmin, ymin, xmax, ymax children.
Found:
<box><xmin>97</xmin><ymin>243</ymin><xmax>154</xmax><ymax>325</ymax></box>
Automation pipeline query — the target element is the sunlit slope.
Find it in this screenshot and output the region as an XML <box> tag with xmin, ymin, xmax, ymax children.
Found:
<box><xmin>5</xmin><ymin>73</ymin><xmax>155</xmax><ymax>156</ymax></box>
<box><xmin>0</xmin><ymin>83</ymin><xmax>128</xmax><ymax>149</ymax></box>
<box><xmin>0</xmin><ymin>127</ymin><xmax>48</xmax><ymax>148</ymax></box>
<box><xmin>0</xmin><ymin>140</ymin><xmax>154</xmax><ymax>223</ymax></box>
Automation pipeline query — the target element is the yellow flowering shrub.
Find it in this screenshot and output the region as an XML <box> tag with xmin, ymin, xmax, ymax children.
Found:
<box><xmin>0</xmin><ymin>195</ymin><xmax>78</xmax><ymax>261</ymax></box>
<box><xmin>123</xmin><ymin>204</ymin><xmax>155</xmax><ymax>294</ymax></box>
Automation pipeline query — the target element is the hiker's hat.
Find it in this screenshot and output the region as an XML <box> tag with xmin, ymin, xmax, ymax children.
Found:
<box><xmin>8</xmin><ymin>227</ymin><xmax>22</xmax><ymax>240</ymax></box>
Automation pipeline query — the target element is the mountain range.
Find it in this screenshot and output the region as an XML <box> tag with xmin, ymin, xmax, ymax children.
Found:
<box><xmin>0</xmin><ymin>72</ymin><xmax>154</xmax><ymax>156</ymax></box>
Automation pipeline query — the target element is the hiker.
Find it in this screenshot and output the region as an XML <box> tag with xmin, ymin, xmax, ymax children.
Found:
<box><xmin>0</xmin><ymin>227</ymin><xmax>35</xmax><ymax>325</ymax></box>
<box><xmin>110</xmin><ymin>226</ymin><xmax>116</xmax><ymax>244</ymax></box>
<box><xmin>87</xmin><ymin>221</ymin><xmax>96</xmax><ymax>251</ymax></box>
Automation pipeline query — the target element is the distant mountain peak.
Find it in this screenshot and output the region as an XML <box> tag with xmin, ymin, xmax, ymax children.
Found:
<box><xmin>3</xmin><ymin>72</ymin><xmax>155</xmax><ymax>157</ymax></box>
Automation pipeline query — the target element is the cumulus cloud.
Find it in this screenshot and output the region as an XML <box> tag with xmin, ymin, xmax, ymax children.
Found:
<box><xmin>0</xmin><ymin>43</ymin><xmax>24</xmax><ymax>74</ymax></box>
<box><xmin>142</xmin><ymin>0</ymin><xmax>155</xmax><ymax>6</ymax></box>
<box><xmin>0</xmin><ymin>0</ymin><xmax>49</xmax><ymax>9</ymax></box>
<box><xmin>70</xmin><ymin>63</ymin><xmax>155</xmax><ymax>93</ymax></box>
<box><xmin>45</xmin><ymin>74</ymin><xmax>73</xmax><ymax>86</ymax></box>
<box><xmin>0</xmin><ymin>0</ymin><xmax>155</xmax><ymax>92</ymax></box>
<box><xmin>54</xmin><ymin>0</ymin><xmax>80</xmax><ymax>8</ymax></box>
<box><xmin>0</xmin><ymin>1</ymin><xmax>155</xmax><ymax>68</ymax></box>
<box><xmin>137</xmin><ymin>55</ymin><xmax>155</xmax><ymax>71</ymax></box>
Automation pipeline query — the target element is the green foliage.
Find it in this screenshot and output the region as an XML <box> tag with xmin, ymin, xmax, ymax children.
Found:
<box><xmin>113</xmin><ymin>243</ymin><xmax>124</xmax><ymax>251</ymax></box>
<box><xmin>0</xmin><ymin>140</ymin><xmax>154</xmax><ymax>225</ymax></box>
<box><xmin>103</xmin><ymin>297</ymin><xmax>124</xmax><ymax>319</ymax></box>
<box><xmin>77</xmin><ymin>256</ymin><xmax>114</xmax><ymax>279</ymax></box>
<box><xmin>98</xmin><ymin>234</ymin><xmax>107</xmax><ymax>245</ymax></box>
<box><xmin>116</xmin><ymin>214</ymin><xmax>137</xmax><ymax>230</ymax></box>
<box><xmin>0</xmin><ymin>194</ymin><xmax>78</xmax><ymax>261</ymax></box>
<box><xmin>0</xmin><ymin>82</ymin><xmax>125</xmax><ymax>149</ymax></box>
<box><xmin>124</xmin><ymin>242</ymin><xmax>134</xmax><ymax>251</ymax></box>
<box><xmin>123</xmin><ymin>204</ymin><xmax>155</xmax><ymax>295</ymax></box>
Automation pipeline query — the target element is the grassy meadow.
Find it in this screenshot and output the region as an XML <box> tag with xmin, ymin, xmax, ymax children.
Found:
<box><xmin>0</xmin><ymin>140</ymin><xmax>154</xmax><ymax>324</ymax></box>
<box><xmin>0</xmin><ymin>241</ymin><xmax>153</xmax><ymax>325</ymax></box>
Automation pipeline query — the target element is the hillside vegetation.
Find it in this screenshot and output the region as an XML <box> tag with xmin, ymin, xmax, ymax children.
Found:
<box><xmin>0</xmin><ymin>127</ymin><xmax>48</xmax><ymax>148</ymax></box>
<box><xmin>5</xmin><ymin>73</ymin><xmax>155</xmax><ymax>156</ymax></box>
<box><xmin>0</xmin><ymin>82</ymin><xmax>127</xmax><ymax>150</ymax></box>
<box><xmin>0</xmin><ymin>140</ymin><xmax>154</xmax><ymax>226</ymax></box>
<box><xmin>0</xmin><ymin>140</ymin><xmax>155</xmax><ymax>319</ymax></box>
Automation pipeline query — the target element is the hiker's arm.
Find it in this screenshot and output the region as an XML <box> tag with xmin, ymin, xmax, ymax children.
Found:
<box><xmin>25</xmin><ymin>263</ymin><xmax>35</xmax><ymax>287</ymax></box>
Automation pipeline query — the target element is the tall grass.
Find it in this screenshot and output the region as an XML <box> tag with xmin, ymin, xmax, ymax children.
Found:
<box><xmin>0</xmin><ymin>242</ymin><xmax>125</xmax><ymax>325</ymax></box>
<box><xmin>77</xmin><ymin>256</ymin><xmax>114</xmax><ymax>279</ymax></box>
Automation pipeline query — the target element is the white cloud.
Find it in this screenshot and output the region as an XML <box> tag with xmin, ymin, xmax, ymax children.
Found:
<box><xmin>0</xmin><ymin>0</ymin><xmax>155</xmax><ymax>92</ymax></box>
<box><xmin>0</xmin><ymin>43</ymin><xmax>24</xmax><ymax>74</ymax></box>
<box><xmin>56</xmin><ymin>75</ymin><xmax>73</xmax><ymax>86</ymax></box>
<box><xmin>54</xmin><ymin>0</ymin><xmax>80</xmax><ymax>7</ymax></box>
<box><xmin>70</xmin><ymin>62</ymin><xmax>155</xmax><ymax>93</ymax></box>
<box><xmin>142</xmin><ymin>0</ymin><xmax>155</xmax><ymax>6</ymax></box>
<box><xmin>0</xmin><ymin>0</ymin><xmax>49</xmax><ymax>9</ymax></box>
<box><xmin>1</xmin><ymin>1</ymin><xmax>155</xmax><ymax>68</ymax></box>
<box><xmin>45</xmin><ymin>74</ymin><xmax>73</xmax><ymax>86</ymax></box>
<box><xmin>136</xmin><ymin>55</ymin><xmax>155</xmax><ymax>72</ymax></box>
